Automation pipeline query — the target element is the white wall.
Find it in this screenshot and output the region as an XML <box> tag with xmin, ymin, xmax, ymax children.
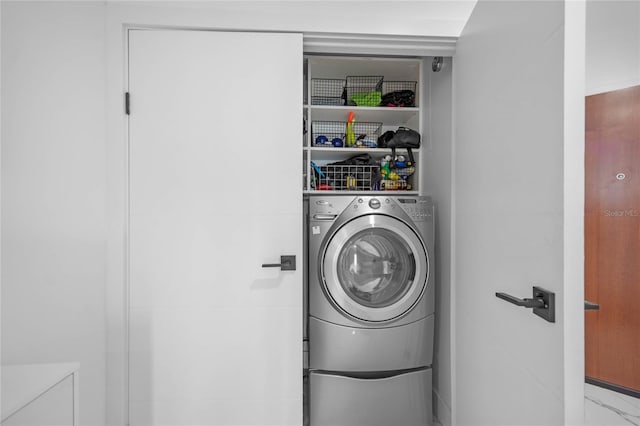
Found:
<box><xmin>104</xmin><ymin>3</ymin><xmax>473</xmax><ymax>425</ymax></box>
<box><xmin>104</xmin><ymin>1</ymin><xmax>474</xmax><ymax>38</ymax></box>
<box><xmin>586</xmin><ymin>0</ymin><xmax>640</xmax><ymax>95</ymax></box>
<box><xmin>1</xmin><ymin>2</ymin><xmax>107</xmax><ymax>426</ymax></box>
<box><xmin>0</xmin><ymin>2</ymin><xmax>476</xmax><ymax>426</ymax></box>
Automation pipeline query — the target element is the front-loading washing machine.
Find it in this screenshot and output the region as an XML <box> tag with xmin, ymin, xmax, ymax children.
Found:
<box><xmin>307</xmin><ymin>195</ymin><xmax>435</xmax><ymax>426</ymax></box>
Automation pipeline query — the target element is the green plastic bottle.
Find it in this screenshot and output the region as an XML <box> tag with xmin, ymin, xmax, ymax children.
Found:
<box><xmin>346</xmin><ymin>111</ymin><xmax>355</xmax><ymax>147</ymax></box>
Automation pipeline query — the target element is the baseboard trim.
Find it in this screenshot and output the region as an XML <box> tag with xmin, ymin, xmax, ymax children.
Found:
<box><xmin>433</xmin><ymin>388</ymin><xmax>452</xmax><ymax>426</ymax></box>
<box><xmin>586</xmin><ymin>377</ymin><xmax>640</xmax><ymax>399</ymax></box>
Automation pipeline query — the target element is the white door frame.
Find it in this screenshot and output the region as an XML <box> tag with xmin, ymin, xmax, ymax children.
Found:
<box><xmin>562</xmin><ymin>3</ymin><xmax>587</xmax><ymax>424</ymax></box>
<box><xmin>106</xmin><ymin>19</ymin><xmax>455</xmax><ymax>426</ymax></box>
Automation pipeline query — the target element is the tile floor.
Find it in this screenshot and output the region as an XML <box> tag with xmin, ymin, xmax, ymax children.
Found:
<box><xmin>585</xmin><ymin>383</ymin><xmax>640</xmax><ymax>426</ymax></box>
<box><xmin>305</xmin><ymin>381</ymin><xmax>640</xmax><ymax>426</ymax></box>
<box><xmin>431</xmin><ymin>384</ymin><xmax>640</xmax><ymax>426</ymax></box>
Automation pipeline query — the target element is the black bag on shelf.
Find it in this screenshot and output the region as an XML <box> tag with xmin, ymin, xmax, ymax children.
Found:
<box><xmin>377</xmin><ymin>130</ymin><xmax>395</xmax><ymax>149</ymax></box>
<box><xmin>381</xmin><ymin>90</ymin><xmax>416</xmax><ymax>107</ymax></box>
<box><xmin>386</xmin><ymin>127</ymin><xmax>421</xmax><ymax>149</ymax></box>
<box><xmin>386</xmin><ymin>127</ymin><xmax>421</xmax><ymax>168</ymax></box>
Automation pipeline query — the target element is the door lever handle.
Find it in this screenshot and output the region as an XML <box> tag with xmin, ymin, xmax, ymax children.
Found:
<box><xmin>584</xmin><ymin>300</ymin><xmax>600</xmax><ymax>310</ymax></box>
<box><xmin>495</xmin><ymin>286</ymin><xmax>555</xmax><ymax>323</ymax></box>
<box><xmin>495</xmin><ymin>292</ymin><xmax>545</xmax><ymax>308</ymax></box>
<box><xmin>261</xmin><ymin>255</ymin><xmax>296</xmax><ymax>271</ymax></box>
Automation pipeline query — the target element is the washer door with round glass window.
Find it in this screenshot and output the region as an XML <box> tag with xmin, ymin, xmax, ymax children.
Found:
<box><xmin>322</xmin><ymin>214</ymin><xmax>428</xmax><ymax>322</ymax></box>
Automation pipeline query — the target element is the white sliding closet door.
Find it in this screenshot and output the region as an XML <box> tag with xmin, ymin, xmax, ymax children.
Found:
<box><xmin>128</xmin><ymin>30</ymin><xmax>303</xmax><ymax>425</ymax></box>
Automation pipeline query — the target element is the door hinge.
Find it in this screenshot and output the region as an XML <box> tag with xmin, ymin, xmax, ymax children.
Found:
<box><xmin>125</xmin><ymin>92</ymin><xmax>130</xmax><ymax>115</ymax></box>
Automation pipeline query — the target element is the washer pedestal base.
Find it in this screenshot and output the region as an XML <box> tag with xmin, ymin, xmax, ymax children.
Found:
<box><xmin>309</xmin><ymin>315</ymin><xmax>434</xmax><ymax>371</ymax></box>
<box><xmin>309</xmin><ymin>368</ymin><xmax>432</xmax><ymax>426</ymax></box>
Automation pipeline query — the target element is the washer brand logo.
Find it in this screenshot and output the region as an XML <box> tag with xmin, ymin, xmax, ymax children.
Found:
<box><xmin>603</xmin><ymin>209</ymin><xmax>640</xmax><ymax>217</ymax></box>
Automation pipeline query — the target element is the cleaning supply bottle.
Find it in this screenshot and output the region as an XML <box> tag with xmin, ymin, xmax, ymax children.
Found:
<box><xmin>345</xmin><ymin>111</ymin><xmax>356</xmax><ymax>147</ymax></box>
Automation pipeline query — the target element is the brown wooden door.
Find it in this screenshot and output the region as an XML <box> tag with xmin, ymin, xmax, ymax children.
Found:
<box><xmin>585</xmin><ymin>85</ymin><xmax>640</xmax><ymax>395</ymax></box>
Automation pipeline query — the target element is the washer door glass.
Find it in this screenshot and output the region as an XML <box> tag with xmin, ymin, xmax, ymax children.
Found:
<box><xmin>337</xmin><ymin>228</ymin><xmax>415</xmax><ymax>308</ymax></box>
<box><xmin>322</xmin><ymin>214</ymin><xmax>428</xmax><ymax>322</ymax></box>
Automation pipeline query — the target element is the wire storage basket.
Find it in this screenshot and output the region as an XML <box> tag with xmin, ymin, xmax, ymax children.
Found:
<box><xmin>345</xmin><ymin>76</ymin><xmax>383</xmax><ymax>106</ymax></box>
<box><xmin>380</xmin><ymin>180</ymin><xmax>411</xmax><ymax>191</ymax></box>
<box><xmin>311</xmin><ymin>121</ymin><xmax>345</xmax><ymax>146</ymax></box>
<box><xmin>315</xmin><ymin>164</ymin><xmax>381</xmax><ymax>191</ymax></box>
<box><xmin>381</xmin><ymin>81</ymin><xmax>417</xmax><ymax>107</ymax></box>
<box><xmin>380</xmin><ymin>165</ymin><xmax>415</xmax><ymax>191</ymax></box>
<box><xmin>312</xmin><ymin>121</ymin><xmax>382</xmax><ymax>147</ymax></box>
<box><xmin>311</xmin><ymin>79</ymin><xmax>346</xmax><ymax>106</ymax></box>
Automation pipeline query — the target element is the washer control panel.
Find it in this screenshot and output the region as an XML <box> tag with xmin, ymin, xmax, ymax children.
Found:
<box><xmin>309</xmin><ymin>197</ymin><xmax>354</xmax><ymax>220</ymax></box>
<box><xmin>397</xmin><ymin>197</ymin><xmax>433</xmax><ymax>222</ymax></box>
<box><xmin>309</xmin><ymin>195</ymin><xmax>433</xmax><ymax>222</ymax></box>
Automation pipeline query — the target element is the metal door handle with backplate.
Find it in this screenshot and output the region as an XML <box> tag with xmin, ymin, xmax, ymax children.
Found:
<box><xmin>261</xmin><ymin>255</ymin><xmax>296</xmax><ymax>271</ymax></box>
<box><xmin>495</xmin><ymin>286</ymin><xmax>556</xmax><ymax>323</ymax></box>
<box><xmin>495</xmin><ymin>292</ymin><xmax>545</xmax><ymax>308</ymax></box>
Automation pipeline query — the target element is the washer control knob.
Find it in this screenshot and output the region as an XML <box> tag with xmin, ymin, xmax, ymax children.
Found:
<box><xmin>369</xmin><ymin>198</ymin><xmax>381</xmax><ymax>209</ymax></box>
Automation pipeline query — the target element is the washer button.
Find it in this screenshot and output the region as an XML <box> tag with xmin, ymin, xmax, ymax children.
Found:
<box><xmin>369</xmin><ymin>198</ymin><xmax>381</xmax><ymax>209</ymax></box>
